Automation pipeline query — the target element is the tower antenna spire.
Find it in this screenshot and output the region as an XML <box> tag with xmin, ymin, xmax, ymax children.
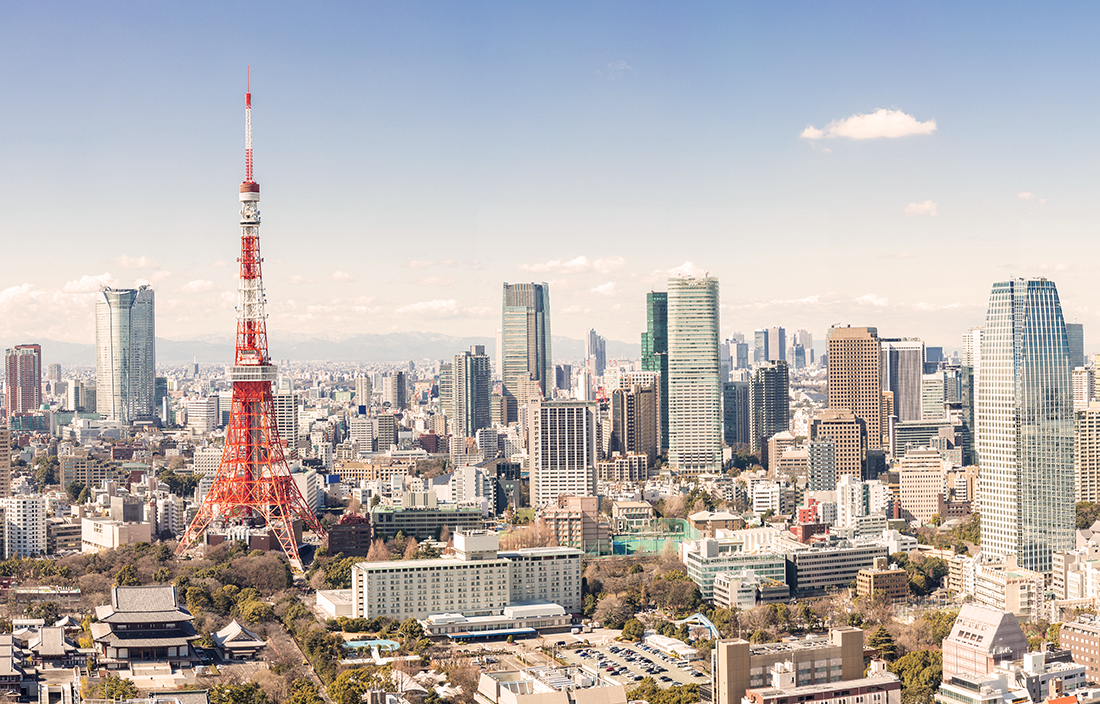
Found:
<box><xmin>244</xmin><ymin>67</ymin><xmax>253</xmax><ymax>184</ymax></box>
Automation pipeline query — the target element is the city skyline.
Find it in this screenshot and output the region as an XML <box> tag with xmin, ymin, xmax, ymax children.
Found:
<box><xmin>7</xmin><ymin>5</ymin><xmax>1100</xmax><ymax>353</ymax></box>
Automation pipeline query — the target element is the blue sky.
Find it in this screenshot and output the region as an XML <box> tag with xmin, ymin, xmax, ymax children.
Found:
<box><xmin>3</xmin><ymin>2</ymin><xmax>1100</xmax><ymax>353</ymax></box>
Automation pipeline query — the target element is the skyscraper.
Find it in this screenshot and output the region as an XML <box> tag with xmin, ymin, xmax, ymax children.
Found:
<box><xmin>979</xmin><ymin>278</ymin><xmax>1074</xmax><ymax>573</ymax></box>
<box><xmin>767</xmin><ymin>327</ymin><xmax>786</xmax><ymax>362</ymax></box>
<box><xmin>0</xmin><ymin>426</ymin><xmax>10</xmax><ymax>499</ymax></box>
<box><xmin>667</xmin><ymin>275</ymin><xmax>722</xmax><ymax>474</ymax></box>
<box><xmin>451</xmin><ymin>345</ymin><xmax>492</xmax><ymax>438</ymax></box>
<box><xmin>585</xmin><ymin>329</ymin><xmax>607</xmax><ymax>378</ymax></box>
<box><xmin>641</xmin><ymin>291</ymin><xmax>669</xmax><ymax>451</ymax></box>
<box><xmin>4</xmin><ymin>345</ymin><xmax>41</xmax><ymax>418</ymax></box>
<box><xmin>749</xmin><ymin>361</ymin><xmax>789</xmax><ymax>455</ymax></box>
<box><xmin>501</xmin><ymin>282</ymin><xmax>552</xmax><ymax>423</ymax></box>
<box><xmin>827</xmin><ymin>326</ymin><xmax>883</xmax><ymax>451</ymax></box>
<box><xmin>610</xmin><ymin>379</ymin><xmax>659</xmax><ymax>462</ymax></box>
<box><xmin>528</xmin><ymin>399</ymin><xmax>597</xmax><ymax>506</ymax></box>
<box><xmin>1067</xmin><ymin>322</ymin><xmax>1085</xmax><ymax>370</ymax></box>
<box><xmin>880</xmin><ymin>338</ymin><xmax>924</xmax><ymax>422</ymax></box>
<box><xmin>723</xmin><ymin>380</ymin><xmax>750</xmax><ymax>447</ymax></box>
<box><xmin>95</xmin><ymin>287</ymin><xmax>156</xmax><ymax>424</ymax></box>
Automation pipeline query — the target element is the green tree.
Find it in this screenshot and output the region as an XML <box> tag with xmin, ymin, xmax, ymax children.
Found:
<box><xmin>622</xmin><ymin>618</ymin><xmax>644</xmax><ymax>642</ymax></box>
<box><xmin>210</xmin><ymin>682</ymin><xmax>270</xmax><ymax>704</ymax></box>
<box><xmin>114</xmin><ymin>564</ymin><xmax>141</xmax><ymax>587</ymax></box>
<box><xmin>398</xmin><ymin>618</ymin><xmax>424</xmax><ymax>640</ymax></box>
<box><xmin>867</xmin><ymin>626</ymin><xmax>899</xmax><ymax>662</ymax></box>
<box><xmin>284</xmin><ymin>680</ymin><xmax>324</xmax><ymax>704</ymax></box>
<box><xmin>65</xmin><ymin>482</ymin><xmax>85</xmax><ymax>502</ymax></box>
<box><xmin>328</xmin><ymin>667</ymin><xmax>394</xmax><ymax>704</ymax></box>
<box><xmin>890</xmin><ymin>649</ymin><xmax>943</xmax><ymax>704</ymax></box>
<box><xmin>237</xmin><ymin>600</ymin><xmax>275</xmax><ymax>623</ymax></box>
<box><xmin>186</xmin><ymin>586</ymin><xmax>212</xmax><ymax>614</ymax></box>
<box><xmin>921</xmin><ymin>610</ymin><xmax>958</xmax><ymax>644</ymax></box>
<box><xmin>89</xmin><ymin>675</ymin><xmax>140</xmax><ymax>701</ymax></box>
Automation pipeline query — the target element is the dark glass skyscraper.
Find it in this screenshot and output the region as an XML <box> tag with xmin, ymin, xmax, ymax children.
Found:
<box><xmin>641</xmin><ymin>291</ymin><xmax>669</xmax><ymax>452</ymax></box>
<box><xmin>501</xmin><ymin>282</ymin><xmax>552</xmax><ymax>423</ymax></box>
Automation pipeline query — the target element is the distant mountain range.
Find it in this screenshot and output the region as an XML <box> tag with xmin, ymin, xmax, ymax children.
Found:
<box><xmin>35</xmin><ymin>333</ymin><xmax>642</xmax><ymax>367</ymax></box>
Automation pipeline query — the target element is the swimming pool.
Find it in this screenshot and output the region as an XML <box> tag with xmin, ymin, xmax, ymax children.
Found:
<box><xmin>344</xmin><ymin>639</ymin><xmax>400</xmax><ymax>651</ymax></box>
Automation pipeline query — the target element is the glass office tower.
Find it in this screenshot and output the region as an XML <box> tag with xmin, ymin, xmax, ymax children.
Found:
<box><xmin>95</xmin><ymin>286</ymin><xmax>156</xmax><ymax>424</ymax></box>
<box><xmin>501</xmin><ymin>282</ymin><xmax>551</xmax><ymax>424</ymax></box>
<box><xmin>978</xmin><ymin>278</ymin><xmax>1074</xmax><ymax>572</ymax></box>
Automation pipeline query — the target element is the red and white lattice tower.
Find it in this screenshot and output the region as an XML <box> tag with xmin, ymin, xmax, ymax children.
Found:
<box><xmin>177</xmin><ymin>74</ymin><xmax>325</xmax><ymax>569</ymax></box>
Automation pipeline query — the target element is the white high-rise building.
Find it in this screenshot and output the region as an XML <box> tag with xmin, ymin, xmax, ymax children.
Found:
<box><xmin>95</xmin><ymin>287</ymin><xmax>156</xmax><ymax>424</ymax></box>
<box><xmin>667</xmin><ymin>275</ymin><xmax>722</xmax><ymax>474</ymax></box>
<box><xmin>3</xmin><ymin>496</ymin><xmax>46</xmax><ymax>558</ymax></box>
<box><xmin>979</xmin><ymin>278</ymin><xmax>1074</xmax><ymax>573</ymax></box>
<box><xmin>528</xmin><ymin>399</ymin><xmax>597</xmax><ymax>507</ymax></box>
<box><xmin>273</xmin><ymin>391</ymin><xmax>299</xmax><ymax>449</ymax></box>
<box><xmin>186</xmin><ymin>396</ymin><xmax>219</xmax><ymax>434</ymax></box>
<box><xmin>355</xmin><ymin>376</ymin><xmax>373</xmax><ymax>406</ymax></box>
<box><xmin>880</xmin><ymin>338</ymin><xmax>925</xmax><ymax>422</ymax></box>
<box><xmin>1073</xmin><ymin>367</ymin><xmax>1094</xmax><ymax>412</ymax></box>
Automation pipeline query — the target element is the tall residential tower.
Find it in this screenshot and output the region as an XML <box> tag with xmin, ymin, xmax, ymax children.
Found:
<box><xmin>667</xmin><ymin>275</ymin><xmax>722</xmax><ymax>474</ymax></box>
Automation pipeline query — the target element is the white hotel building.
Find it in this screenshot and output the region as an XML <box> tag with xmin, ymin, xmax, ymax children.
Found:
<box><xmin>350</xmin><ymin>531</ymin><xmax>582</xmax><ymax>621</ymax></box>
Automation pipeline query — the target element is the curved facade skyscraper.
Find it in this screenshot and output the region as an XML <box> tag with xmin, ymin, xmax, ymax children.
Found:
<box><xmin>667</xmin><ymin>275</ymin><xmax>721</xmax><ymax>474</ymax></box>
<box><xmin>95</xmin><ymin>286</ymin><xmax>156</xmax><ymax>424</ymax></box>
<box><xmin>978</xmin><ymin>277</ymin><xmax>1074</xmax><ymax>573</ymax></box>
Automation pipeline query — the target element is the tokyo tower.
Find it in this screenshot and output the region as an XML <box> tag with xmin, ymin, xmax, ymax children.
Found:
<box><xmin>177</xmin><ymin>74</ymin><xmax>325</xmax><ymax>570</ymax></box>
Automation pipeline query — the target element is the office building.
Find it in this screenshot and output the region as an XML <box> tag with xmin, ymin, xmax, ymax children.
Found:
<box><xmin>450</xmin><ymin>346</ymin><xmax>492</xmax><ymax>438</ymax></box>
<box><xmin>0</xmin><ymin>427</ymin><xmax>8</xmax><ymax>499</ymax></box>
<box><xmin>354</xmin><ymin>376</ymin><xmax>372</xmax><ymax>406</ymax></box>
<box><xmin>667</xmin><ymin>275</ymin><xmax>722</xmax><ymax>474</ymax></box>
<box><xmin>185</xmin><ymin>396</ymin><xmax>219</xmax><ymax>434</ymax></box>
<box><xmin>501</xmin><ymin>282</ymin><xmax>552</xmax><ymax>423</ymax></box>
<box><xmin>382</xmin><ymin>372</ymin><xmax>407</xmax><ymax>410</ymax></box>
<box><xmin>641</xmin><ymin>291</ymin><xmax>669</xmax><ymax>451</ymax></box>
<box><xmin>369</xmin><ymin>504</ymin><xmax>483</xmax><ymax>540</ymax></box>
<box><xmin>609</xmin><ymin>380</ymin><xmax>659</xmax><ymax>461</ymax></box>
<box><xmin>350</xmin><ymin>530</ymin><xmax>582</xmax><ymax>620</ymax></box>
<box><xmin>3</xmin><ymin>496</ymin><xmax>46</xmax><ymax>558</ymax></box>
<box><xmin>1067</xmin><ymin>322</ymin><xmax>1085</xmax><ymax>369</ymax></box>
<box><xmin>899</xmin><ymin>447</ymin><xmax>945</xmax><ymax>524</ymax></box>
<box><xmin>723</xmin><ymin>380</ymin><xmax>750</xmax><ymax>447</ymax></box>
<box><xmin>922</xmin><ymin>372</ymin><xmax>947</xmax><ymax>420</ymax></box>
<box><xmin>785</xmin><ymin>543</ymin><xmax>888</xmax><ymax>596</ymax></box>
<box><xmin>4</xmin><ymin>345</ymin><xmax>41</xmax><ymax>418</ymax></box>
<box><xmin>879</xmin><ymin>339</ymin><xmax>923</xmax><ymax>422</ymax></box>
<box><xmin>855</xmin><ymin>557</ymin><xmax>908</xmax><ymax>603</ymax></box>
<box><xmin>750</xmin><ymin>361</ymin><xmax>790</xmax><ymax>455</ymax></box>
<box><xmin>273</xmin><ymin>391</ymin><xmax>298</xmax><ymax>449</ymax></box>
<box><xmin>978</xmin><ymin>278</ymin><xmax>1074</xmax><ymax>573</ymax></box>
<box><xmin>713</xmin><ymin>628</ymin><xmax>864</xmax><ymax>704</ymax></box>
<box><xmin>539</xmin><ymin>495</ymin><xmax>610</xmax><ymax>554</ymax></box>
<box><xmin>1073</xmin><ymin>367</ymin><xmax>1094</xmax><ymax>412</ymax></box>
<box><xmin>528</xmin><ymin>400</ymin><xmax>597</xmax><ymax>507</ymax></box>
<box><xmin>681</xmin><ymin>536</ymin><xmax>788</xmax><ymax>601</ymax></box>
<box><xmin>766</xmin><ymin>327</ymin><xmax>786</xmax><ymax>362</ymax></box>
<box><xmin>95</xmin><ymin>287</ymin><xmax>155</xmax><ymax>424</ymax></box>
<box><xmin>808</xmin><ymin>409</ymin><xmax>865</xmax><ymax>482</ymax></box>
<box><xmin>827</xmin><ymin>326</ymin><xmax>883</xmax><ymax>450</ymax></box>
<box><xmin>585</xmin><ymin>329</ymin><xmax>606</xmax><ymax>378</ymax></box>
<box><xmin>807</xmin><ymin>439</ymin><xmax>836</xmax><ymax>492</ymax></box>
<box><xmin>942</xmin><ymin>605</ymin><xmax>1028</xmax><ymax>678</ymax></box>
<box><xmin>1060</xmin><ymin>618</ymin><xmax>1100</xmax><ymax>683</ymax></box>
<box><xmin>1076</xmin><ymin>402</ymin><xmax>1100</xmax><ymax>503</ymax></box>
<box><xmin>743</xmin><ymin>667</ymin><xmax>900</xmax><ymax>704</ymax></box>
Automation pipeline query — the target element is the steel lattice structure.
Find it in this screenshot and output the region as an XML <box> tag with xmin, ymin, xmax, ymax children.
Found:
<box><xmin>177</xmin><ymin>74</ymin><xmax>325</xmax><ymax>570</ymax></box>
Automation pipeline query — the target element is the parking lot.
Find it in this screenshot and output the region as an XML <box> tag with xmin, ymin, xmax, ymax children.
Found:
<box><xmin>557</xmin><ymin>642</ymin><xmax>709</xmax><ymax>689</ymax></box>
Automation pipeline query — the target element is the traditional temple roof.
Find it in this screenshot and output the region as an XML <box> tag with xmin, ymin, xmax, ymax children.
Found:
<box><xmin>211</xmin><ymin>620</ymin><xmax>265</xmax><ymax>651</ymax></box>
<box><xmin>96</xmin><ymin>586</ymin><xmax>193</xmax><ymax>624</ymax></box>
<box><xmin>29</xmin><ymin>627</ymin><xmax>76</xmax><ymax>656</ymax></box>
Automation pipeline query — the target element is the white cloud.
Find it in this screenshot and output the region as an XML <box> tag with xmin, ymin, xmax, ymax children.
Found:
<box><xmin>590</xmin><ymin>282</ymin><xmax>618</xmax><ymax>297</ymax></box>
<box><xmin>601</xmin><ymin>59</ymin><xmax>632</xmax><ymax>80</ymax></box>
<box><xmin>114</xmin><ymin>255</ymin><xmax>157</xmax><ymax>270</ymax></box>
<box><xmin>406</xmin><ymin>260</ymin><xmax>432</xmax><ymax>270</ymax></box>
<box><xmin>904</xmin><ymin>201</ymin><xmax>938</xmax><ymax>217</ymax></box>
<box><xmin>1038</xmin><ymin>262</ymin><xmax>1069</xmax><ymax>272</ymax></box>
<box><xmin>519</xmin><ymin>255</ymin><xmax>628</xmax><ymax>275</ymax></box>
<box><xmin>1017</xmin><ymin>191</ymin><xmax>1047</xmax><ymax>205</ymax></box>
<box><xmin>178</xmin><ymin>279</ymin><xmax>215</xmax><ymax>294</ymax></box>
<box><xmin>289</xmin><ymin>275</ymin><xmax>314</xmax><ymax>285</ymax></box>
<box><xmin>667</xmin><ymin>261</ymin><xmax>708</xmax><ymax>277</ymax></box>
<box><xmin>63</xmin><ymin>272</ymin><xmax>117</xmax><ymax>293</ymax></box>
<box><xmin>330</xmin><ymin>271</ymin><xmax>355</xmax><ymax>281</ymax></box>
<box><xmin>418</xmin><ymin>276</ymin><xmax>457</xmax><ymax>287</ymax></box>
<box><xmin>800</xmin><ymin>108</ymin><xmax>936</xmax><ymax>140</ymax></box>
<box><xmin>855</xmin><ymin>293</ymin><xmax>889</xmax><ymax>307</ymax></box>
<box><xmin>212</xmin><ymin>260</ymin><xmax>228</xmax><ymax>268</ymax></box>
<box><xmin>395</xmin><ymin>299</ymin><xmax>463</xmax><ymax>317</ymax></box>
<box><xmin>560</xmin><ymin>305</ymin><xmax>592</xmax><ymax>315</ymax></box>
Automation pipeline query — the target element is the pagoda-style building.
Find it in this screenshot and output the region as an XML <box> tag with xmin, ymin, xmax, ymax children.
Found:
<box><xmin>91</xmin><ymin>586</ymin><xmax>199</xmax><ymax>670</ymax></box>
